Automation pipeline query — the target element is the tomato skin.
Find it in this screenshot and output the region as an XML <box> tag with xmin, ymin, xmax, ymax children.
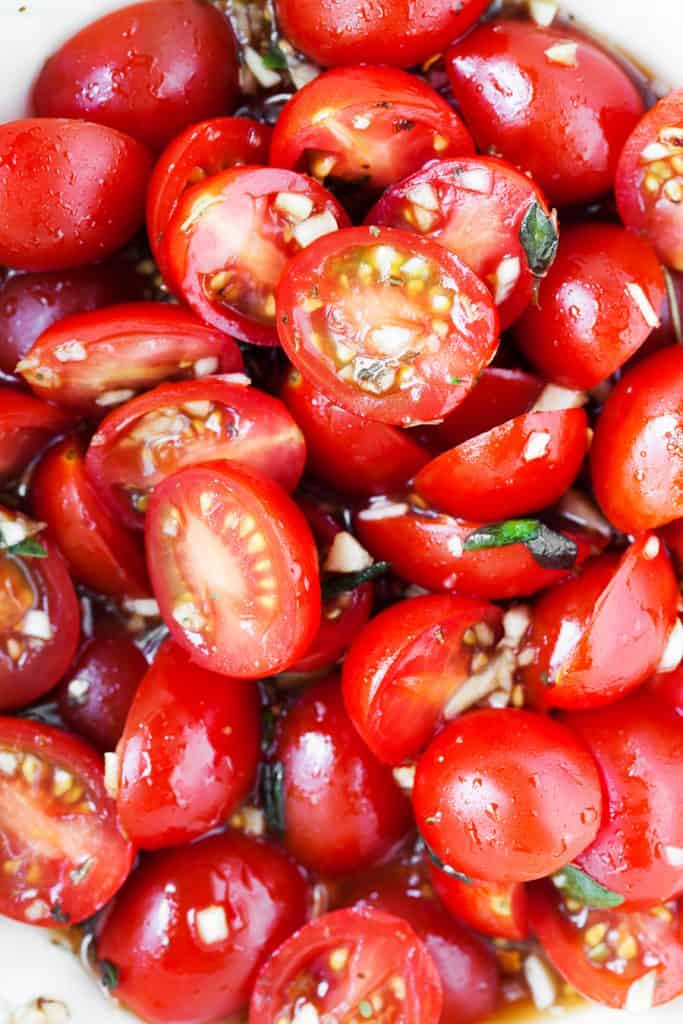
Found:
<box><xmin>97</xmin><ymin>830</ymin><xmax>309</xmax><ymax>1024</ymax></box>
<box><xmin>342</xmin><ymin>594</ymin><xmax>503</xmax><ymax>765</ymax></box>
<box><xmin>414</xmin><ymin>709</ymin><xmax>603</xmax><ymax>884</ymax></box>
<box><xmin>446</xmin><ymin>20</ymin><xmax>645</xmax><ymax>207</ymax></box>
<box><xmin>429</xmin><ymin>866</ymin><xmax>529</xmax><ymax>943</ymax></box>
<box><xmin>33</xmin><ymin>0</ymin><xmax>238</xmax><ymax>152</ymax></box>
<box><xmin>273</xmin><ymin>677</ymin><xmax>412</xmax><ymax>877</ymax></box>
<box><xmin>290</xmin><ymin>582</ymin><xmax>374</xmax><ymax>675</ymax></box>
<box><xmin>591</xmin><ymin>346</ymin><xmax>683</xmax><ymax>533</ymax></box>
<box><xmin>649</xmin><ymin>664</ymin><xmax>683</xmax><ymax>717</ymax></box>
<box><xmin>0</xmin><ymin>386</ymin><xmax>73</xmax><ymax>484</ymax></box>
<box><xmin>0</xmin><ymin>119</ymin><xmax>152</xmax><ymax>271</ymax></box>
<box><xmin>0</xmin><ymin>717</ymin><xmax>134</xmax><ymax>926</ymax></box>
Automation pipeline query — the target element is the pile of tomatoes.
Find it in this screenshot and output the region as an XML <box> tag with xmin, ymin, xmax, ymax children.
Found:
<box><xmin>2</xmin><ymin>0</ymin><xmax>683</xmax><ymax>1022</ymax></box>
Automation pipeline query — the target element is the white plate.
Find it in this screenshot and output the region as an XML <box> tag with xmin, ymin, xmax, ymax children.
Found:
<box><xmin>0</xmin><ymin>1</ymin><xmax>681</xmax><ymax>1021</ymax></box>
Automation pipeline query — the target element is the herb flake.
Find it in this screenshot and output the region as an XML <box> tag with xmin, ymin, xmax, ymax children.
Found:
<box><xmin>262</xmin><ymin>760</ymin><xmax>286</xmax><ymax>834</ymax></box>
<box><xmin>261</xmin><ymin>43</ymin><xmax>287</xmax><ymax>71</ymax></box>
<box><xmin>423</xmin><ymin>839</ymin><xmax>472</xmax><ymax>885</ymax></box>
<box><xmin>520</xmin><ymin>202</ymin><xmax>559</xmax><ymax>277</ymax></box>
<box><xmin>464</xmin><ymin>519</ymin><xmax>577</xmax><ymax>570</ymax></box>
<box><xmin>100</xmin><ymin>960</ymin><xmax>120</xmax><ymax>991</ymax></box>
<box><xmin>552</xmin><ymin>864</ymin><xmax>625</xmax><ymax>909</ymax></box>
<box><xmin>7</xmin><ymin>538</ymin><xmax>48</xmax><ymax>559</ymax></box>
<box><xmin>322</xmin><ymin>561</ymin><xmax>391</xmax><ymax>600</ymax></box>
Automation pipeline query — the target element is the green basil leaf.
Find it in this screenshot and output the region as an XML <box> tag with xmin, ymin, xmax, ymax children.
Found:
<box><xmin>464</xmin><ymin>520</ymin><xmax>577</xmax><ymax>571</ymax></box>
<box><xmin>552</xmin><ymin>864</ymin><xmax>625</xmax><ymax>909</ymax></box>
<box><xmin>423</xmin><ymin>839</ymin><xmax>472</xmax><ymax>885</ymax></box>
<box><xmin>525</xmin><ymin>523</ymin><xmax>578</xmax><ymax>570</ymax></box>
<box><xmin>322</xmin><ymin>561</ymin><xmax>391</xmax><ymax>600</ymax></box>
<box><xmin>7</xmin><ymin>538</ymin><xmax>48</xmax><ymax>558</ymax></box>
<box><xmin>520</xmin><ymin>202</ymin><xmax>559</xmax><ymax>277</ymax></box>
<box><xmin>262</xmin><ymin>43</ymin><xmax>287</xmax><ymax>70</ymax></box>
<box><xmin>100</xmin><ymin>960</ymin><xmax>120</xmax><ymax>991</ymax></box>
<box><xmin>262</xmin><ymin>761</ymin><xmax>286</xmax><ymax>833</ymax></box>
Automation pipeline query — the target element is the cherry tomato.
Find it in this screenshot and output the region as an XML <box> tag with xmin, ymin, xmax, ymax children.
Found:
<box><xmin>649</xmin><ymin>663</ymin><xmax>683</xmax><ymax>718</ymax></box>
<box><xmin>33</xmin><ymin>0</ymin><xmax>238</xmax><ymax>152</ymax></box>
<box><xmin>342</xmin><ymin>594</ymin><xmax>503</xmax><ymax>765</ymax></box>
<box><xmin>513</xmin><ymin>224</ymin><xmax>665</xmax><ymax>389</ymax></box>
<box><xmin>0</xmin><ymin>717</ymin><xmax>134</xmax><ymax>926</ymax></box>
<box><xmin>290</xmin><ymin>582</ymin><xmax>374</xmax><ymax>676</ymax></box>
<box><xmin>271</xmin><ymin>676</ymin><xmax>412</xmax><ymax>876</ymax></box>
<box><xmin>616</xmin><ymin>89</ymin><xmax>683</xmax><ymax>270</ymax></box>
<box><xmin>414</xmin><ymin>709</ymin><xmax>603</xmax><ymax>884</ymax></box>
<box><xmin>270</xmin><ymin>67</ymin><xmax>473</xmax><ymax>196</ymax></box>
<box><xmin>0</xmin><ymin>386</ymin><xmax>72</xmax><ymax>484</ymax></box>
<box><xmin>57</xmin><ymin>617</ymin><xmax>148</xmax><ymax>751</ymax></box>
<box><xmin>87</xmin><ymin>375</ymin><xmax>305</xmax><ymax>529</ymax></box>
<box><xmin>429</xmin><ymin>866</ymin><xmax>529</xmax><ymax>942</ymax></box>
<box><xmin>146</xmin><ymin>462</ymin><xmax>320</xmax><ymax>678</ymax></box>
<box><xmin>30</xmin><ymin>435</ymin><xmax>149</xmax><ymax>599</ymax></box>
<box><xmin>0</xmin><ymin>119</ymin><xmax>152</xmax><ymax>271</ymax></box>
<box><xmin>277</xmin><ymin>225</ymin><xmax>499</xmax><ymax>427</ymax></box>
<box><xmin>563</xmin><ymin>692</ymin><xmax>683</xmax><ymax>904</ymax></box>
<box><xmin>164</xmin><ymin>166</ymin><xmax>350</xmax><ymax>345</ymax></box>
<box><xmin>591</xmin><ymin>345</ymin><xmax>683</xmax><ymax>533</ymax></box>
<box><xmin>446</xmin><ymin>20</ymin><xmax>645</xmax><ymax>207</ymax></box>
<box><xmin>17</xmin><ymin>302</ymin><xmax>242</xmax><ymax>416</ymax></box>
<box><xmin>522</xmin><ymin>536</ymin><xmax>679</xmax><ymax>710</ymax></box>
<box><xmin>249</xmin><ymin>906</ymin><xmax>443</xmax><ymax>1024</ymax></box>
<box><xmin>97</xmin><ymin>830</ymin><xmax>309</xmax><ymax>1024</ymax></box>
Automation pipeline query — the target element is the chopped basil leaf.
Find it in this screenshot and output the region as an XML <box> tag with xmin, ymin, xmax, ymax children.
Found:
<box><xmin>50</xmin><ymin>904</ymin><xmax>70</xmax><ymax>924</ymax></box>
<box><xmin>100</xmin><ymin>960</ymin><xmax>120</xmax><ymax>991</ymax></box>
<box><xmin>423</xmin><ymin>839</ymin><xmax>472</xmax><ymax>885</ymax></box>
<box><xmin>7</xmin><ymin>538</ymin><xmax>48</xmax><ymax>558</ymax></box>
<box><xmin>464</xmin><ymin>519</ymin><xmax>577</xmax><ymax>571</ymax></box>
<box><xmin>552</xmin><ymin>864</ymin><xmax>625</xmax><ymax>909</ymax></box>
<box><xmin>261</xmin><ymin>43</ymin><xmax>287</xmax><ymax>70</ymax></box>
<box><xmin>525</xmin><ymin>523</ymin><xmax>578</xmax><ymax>570</ymax></box>
<box><xmin>322</xmin><ymin>561</ymin><xmax>391</xmax><ymax>600</ymax></box>
<box><xmin>520</xmin><ymin>202</ymin><xmax>559</xmax><ymax>277</ymax></box>
<box><xmin>262</xmin><ymin>761</ymin><xmax>286</xmax><ymax>833</ymax></box>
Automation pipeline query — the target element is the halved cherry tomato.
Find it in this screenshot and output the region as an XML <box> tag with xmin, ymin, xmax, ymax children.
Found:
<box><xmin>249</xmin><ymin>906</ymin><xmax>443</xmax><ymax>1024</ymax></box>
<box><xmin>271</xmin><ymin>676</ymin><xmax>412</xmax><ymax>876</ymax></box>
<box><xmin>164</xmin><ymin>166</ymin><xmax>350</xmax><ymax>345</ymax></box>
<box><xmin>0</xmin><ymin>386</ymin><xmax>72</xmax><ymax>484</ymax></box>
<box><xmin>146</xmin><ymin>462</ymin><xmax>320</xmax><ymax>678</ymax></box>
<box><xmin>270</xmin><ymin>66</ymin><xmax>473</xmax><ymax>196</ymax></box>
<box><xmin>368</xmin><ymin>156</ymin><xmax>556</xmax><ymax>328</ymax></box>
<box><xmin>513</xmin><ymin>224</ymin><xmax>665</xmax><ymax>389</ymax></box>
<box><xmin>277</xmin><ymin>225</ymin><xmax>499</xmax><ymax>427</ymax></box>
<box><xmin>30</xmin><ymin>435</ymin><xmax>149</xmax><ymax>598</ymax></box>
<box><xmin>87</xmin><ymin>375</ymin><xmax>305</xmax><ymax>528</ymax></box>
<box><xmin>33</xmin><ymin>0</ymin><xmax>239</xmax><ymax>152</ymax></box>
<box><xmin>0</xmin><ymin>119</ymin><xmax>152</xmax><ymax>271</ymax></box>
<box><xmin>342</xmin><ymin>594</ymin><xmax>503</xmax><ymax>765</ymax></box>
<box><xmin>17</xmin><ymin>302</ymin><xmax>242</xmax><ymax>416</ymax></box>
<box><xmin>429</xmin><ymin>866</ymin><xmax>529</xmax><ymax>943</ymax></box>
<box><xmin>0</xmin><ymin>716</ymin><xmax>134</xmax><ymax>926</ymax></box>
<box><xmin>529</xmin><ymin>881</ymin><xmax>683</xmax><ymax>1009</ymax></box>
<box><xmin>446</xmin><ymin>20</ymin><xmax>645</xmax><ymax>207</ymax></box>
<box><xmin>522</xmin><ymin>537</ymin><xmax>679</xmax><ymax>710</ymax></box>
<box><xmin>616</xmin><ymin>89</ymin><xmax>683</xmax><ymax>270</ymax></box>
<box><xmin>98</xmin><ymin>830</ymin><xmax>309</xmax><ymax>1024</ymax></box>
<box><xmin>414</xmin><ymin>709</ymin><xmax>603</xmax><ymax>884</ymax></box>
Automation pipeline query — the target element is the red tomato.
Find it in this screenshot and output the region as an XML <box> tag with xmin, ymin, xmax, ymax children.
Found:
<box><xmin>616</xmin><ymin>89</ymin><xmax>683</xmax><ymax>270</ymax></box>
<box><xmin>0</xmin><ymin>717</ymin><xmax>134</xmax><ymax>926</ymax></box>
<box><xmin>641</xmin><ymin>268</ymin><xmax>683</xmax><ymax>357</ymax></box>
<box><xmin>0</xmin><ymin>386</ymin><xmax>72</xmax><ymax>484</ymax></box>
<box><xmin>33</xmin><ymin>0</ymin><xmax>238</xmax><ymax>152</ymax></box>
<box><xmin>429</xmin><ymin>866</ymin><xmax>529</xmax><ymax>943</ymax></box>
<box><xmin>97</xmin><ymin>830</ymin><xmax>309</xmax><ymax>1024</ymax></box>
<box><xmin>270</xmin><ymin>67</ymin><xmax>473</xmax><ymax>195</ymax></box>
<box><xmin>31</xmin><ymin>435</ymin><xmax>149</xmax><ymax>599</ymax></box>
<box><xmin>0</xmin><ymin>119</ymin><xmax>152</xmax><ymax>271</ymax></box>
<box><xmin>281</xmin><ymin>367</ymin><xmax>429</xmax><ymax>497</ymax></box>
<box><xmin>368</xmin><ymin>156</ymin><xmax>556</xmax><ymax>329</ymax></box>
<box><xmin>414</xmin><ymin>709</ymin><xmax>603</xmax><ymax>884</ymax></box>
<box><xmin>164</xmin><ymin>166</ymin><xmax>350</xmax><ymax>346</ymax></box>
<box><xmin>564</xmin><ymin>692</ymin><xmax>683</xmax><ymax>904</ymax></box>
<box><xmin>649</xmin><ymin>664</ymin><xmax>683</xmax><ymax>718</ymax></box>
<box><xmin>513</xmin><ymin>224</ymin><xmax>665</xmax><ymax>389</ymax></box>
<box><xmin>87</xmin><ymin>375</ymin><xmax>305</xmax><ymax>529</ymax></box>
<box><xmin>591</xmin><ymin>346</ymin><xmax>683</xmax><ymax>533</ymax></box>
<box><xmin>290</xmin><ymin>582</ymin><xmax>374</xmax><ymax>675</ymax></box>
<box><xmin>57</xmin><ymin>617</ymin><xmax>148</xmax><ymax>751</ymax></box>
<box><xmin>17</xmin><ymin>302</ymin><xmax>242</xmax><ymax>415</ymax></box>
<box><xmin>446</xmin><ymin>20</ymin><xmax>645</xmax><ymax>207</ymax></box>
<box><xmin>529</xmin><ymin>881</ymin><xmax>683</xmax><ymax>1009</ymax></box>
<box><xmin>342</xmin><ymin>594</ymin><xmax>503</xmax><ymax>765</ymax></box>
<box><xmin>249</xmin><ymin>906</ymin><xmax>443</xmax><ymax>1024</ymax></box>
<box><xmin>274</xmin><ymin>0</ymin><xmax>488</xmax><ymax>68</ymax></box>
<box><xmin>146</xmin><ymin>462</ymin><xmax>320</xmax><ymax>678</ymax></box>
<box><xmin>522</xmin><ymin>537</ymin><xmax>679</xmax><ymax>711</ymax></box>
<box><xmin>277</xmin><ymin>225</ymin><xmax>499</xmax><ymax>427</ymax></box>
<box><xmin>272</xmin><ymin>676</ymin><xmax>412</xmax><ymax>876</ymax></box>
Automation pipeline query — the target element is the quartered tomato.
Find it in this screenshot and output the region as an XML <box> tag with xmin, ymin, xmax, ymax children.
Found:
<box><xmin>446</xmin><ymin>20</ymin><xmax>644</xmax><ymax>207</ymax></box>
<box><xmin>277</xmin><ymin>226</ymin><xmax>499</xmax><ymax>427</ymax></box>
<box><xmin>0</xmin><ymin>717</ymin><xmax>134</xmax><ymax>926</ymax></box>
<box><xmin>270</xmin><ymin>66</ymin><xmax>473</xmax><ymax>197</ymax></box>
<box><xmin>249</xmin><ymin>906</ymin><xmax>443</xmax><ymax>1024</ymax></box>
<box><xmin>146</xmin><ymin>462</ymin><xmax>320</xmax><ymax>678</ymax></box>
<box><xmin>164</xmin><ymin>166</ymin><xmax>349</xmax><ymax>345</ymax></box>
<box><xmin>0</xmin><ymin>386</ymin><xmax>72</xmax><ymax>484</ymax></box>
<box><xmin>87</xmin><ymin>375</ymin><xmax>305</xmax><ymax>528</ymax></box>
<box><xmin>342</xmin><ymin>594</ymin><xmax>503</xmax><ymax>765</ymax></box>
<box><xmin>368</xmin><ymin>156</ymin><xmax>557</xmax><ymax>328</ymax></box>
<box><xmin>616</xmin><ymin>89</ymin><xmax>683</xmax><ymax>270</ymax></box>
<box><xmin>429</xmin><ymin>866</ymin><xmax>529</xmax><ymax>943</ymax></box>
<box><xmin>16</xmin><ymin>302</ymin><xmax>242</xmax><ymax>416</ymax></box>
<box><xmin>513</xmin><ymin>224</ymin><xmax>665</xmax><ymax>389</ymax></box>
<box><xmin>97</xmin><ymin>830</ymin><xmax>309</xmax><ymax>1024</ymax></box>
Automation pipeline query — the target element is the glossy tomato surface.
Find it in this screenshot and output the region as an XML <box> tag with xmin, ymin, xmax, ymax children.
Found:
<box><xmin>0</xmin><ymin>386</ymin><xmax>72</xmax><ymax>484</ymax></box>
<box><xmin>430</xmin><ymin>866</ymin><xmax>529</xmax><ymax>943</ymax></box>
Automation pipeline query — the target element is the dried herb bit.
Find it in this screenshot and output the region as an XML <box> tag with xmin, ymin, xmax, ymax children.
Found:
<box><xmin>552</xmin><ymin>864</ymin><xmax>625</xmax><ymax>909</ymax></box>
<box><xmin>520</xmin><ymin>202</ymin><xmax>559</xmax><ymax>277</ymax></box>
<box><xmin>262</xmin><ymin>760</ymin><xmax>286</xmax><ymax>834</ymax></box>
<box><xmin>7</xmin><ymin>538</ymin><xmax>48</xmax><ymax>559</ymax></box>
<box><xmin>464</xmin><ymin>519</ymin><xmax>577</xmax><ymax>571</ymax></box>
<box><xmin>423</xmin><ymin>838</ymin><xmax>472</xmax><ymax>885</ymax></box>
<box><xmin>50</xmin><ymin>904</ymin><xmax>70</xmax><ymax>924</ymax></box>
<box><xmin>321</xmin><ymin>561</ymin><xmax>391</xmax><ymax>600</ymax></box>
<box><xmin>262</xmin><ymin>43</ymin><xmax>288</xmax><ymax>71</ymax></box>
<box><xmin>100</xmin><ymin>960</ymin><xmax>120</xmax><ymax>991</ymax></box>
<box><xmin>394</xmin><ymin>119</ymin><xmax>416</xmax><ymax>132</ymax></box>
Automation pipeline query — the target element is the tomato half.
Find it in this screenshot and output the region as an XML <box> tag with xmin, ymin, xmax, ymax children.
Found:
<box><xmin>0</xmin><ymin>386</ymin><xmax>72</xmax><ymax>484</ymax></box>
<box><xmin>146</xmin><ymin>462</ymin><xmax>320</xmax><ymax>678</ymax></box>
<box><xmin>0</xmin><ymin>717</ymin><xmax>134</xmax><ymax>926</ymax></box>
<box><xmin>249</xmin><ymin>906</ymin><xmax>443</xmax><ymax>1024</ymax></box>
<box><xmin>429</xmin><ymin>866</ymin><xmax>529</xmax><ymax>943</ymax></box>
<box><xmin>87</xmin><ymin>375</ymin><xmax>306</xmax><ymax>528</ymax></box>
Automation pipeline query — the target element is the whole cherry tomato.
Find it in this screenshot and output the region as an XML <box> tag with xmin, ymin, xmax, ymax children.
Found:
<box><xmin>0</xmin><ymin>386</ymin><xmax>72</xmax><ymax>484</ymax></box>
<box><xmin>429</xmin><ymin>866</ymin><xmax>529</xmax><ymax>943</ymax></box>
